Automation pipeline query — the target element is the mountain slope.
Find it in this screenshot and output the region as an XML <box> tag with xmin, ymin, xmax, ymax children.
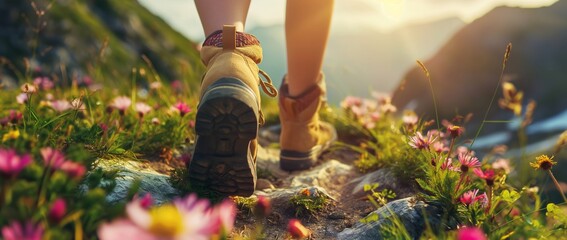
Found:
<box><xmin>0</xmin><ymin>0</ymin><xmax>204</xmax><ymax>89</ymax></box>
<box><xmin>392</xmin><ymin>0</ymin><xmax>567</xmax><ymax>132</ymax></box>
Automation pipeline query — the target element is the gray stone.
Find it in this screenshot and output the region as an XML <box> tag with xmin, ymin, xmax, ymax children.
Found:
<box><xmin>256</xmin><ymin>178</ymin><xmax>276</xmax><ymax>190</ymax></box>
<box><xmin>337</xmin><ymin>197</ymin><xmax>443</xmax><ymax>240</ymax></box>
<box><xmin>290</xmin><ymin>160</ymin><xmax>352</xmax><ymax>199</ymax></box>
<box><xmin>256</xmin><ymin>146</ymin><xmax>289</xmax><ymax>179</ymax></box>
<box><xmin>256</xmin><ymin>186</ymin><xmax>333</xmax><ymax>210</ymax></box>
<box><xmin>91</xmin><ymin>158</ymin><xmax>179</xmax><ymax>205</ymax></box>
<box><xmin>348</xmin><ymin>168</ymin><xmax>417</xmax><ymax>200</ymax></box>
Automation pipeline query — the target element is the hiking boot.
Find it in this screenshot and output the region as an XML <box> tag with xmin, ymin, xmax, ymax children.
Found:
<box><xmin>279</xmin><ymin>74</ymin><xmax>337</xmax><ymax>171</ymax></box>
<box><xmin>189</xmin><ymin>25</ymin><xmax>277</xmax><ymax>197</ymax></box>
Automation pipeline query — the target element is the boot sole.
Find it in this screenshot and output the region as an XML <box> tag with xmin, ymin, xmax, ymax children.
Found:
<box><xmin>189</xmin><ymin>78</ymin><xmax>259</xmax><ymax>197</ymax></box>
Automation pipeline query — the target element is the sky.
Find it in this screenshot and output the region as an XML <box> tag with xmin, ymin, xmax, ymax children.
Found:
<box><xmin>139</xmin><ymin>0</ymin><xmax>557</xmax><ymax>41</ymax></box>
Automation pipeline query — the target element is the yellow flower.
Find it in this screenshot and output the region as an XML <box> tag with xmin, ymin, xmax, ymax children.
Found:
<box><xmin>2</xmin><ymin>130</ymin><xmax>20</xmax><ymax>142</ymax></box>
<box><xmin>148</xmin><ymin>204</ymin><xmax>183</xmax><ymax>237</ymax></box>
<box><xmin>530</xmin><ymin>155</ymin><xmax>556</xmax><ymax>171</ymax></box>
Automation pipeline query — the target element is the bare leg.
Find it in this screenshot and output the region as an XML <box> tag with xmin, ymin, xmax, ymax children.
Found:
<box><xmin>285</xmin><ymin>0</ymin><xmax>334</xmax><ymax>96</ymax></box>
<box><xmin>195</xmin><ymin>0</ymin><xmax>251</xmax><ymax>36</ymax></box>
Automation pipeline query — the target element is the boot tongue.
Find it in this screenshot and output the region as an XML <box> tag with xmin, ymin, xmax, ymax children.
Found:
<box><xmin>202</xmin><ymin>28</ymin><xmax>260</xmax><ymax>48</ymax></box>
<box><xmin>222</xmin><ymin>25</ymin><xmax>236</xmax><ymax>50</ymax></box>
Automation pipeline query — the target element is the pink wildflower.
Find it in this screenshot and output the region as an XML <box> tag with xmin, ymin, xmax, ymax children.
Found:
<box><xmin>7</xmin><ymin>110</ymin><xmax>23</xmax><ymax>124</ymax></box>
<box><xmin>60</xmin><ymin>161</ymin><xmax>86</xmax><ymax>179</ymax></box>
<box><xmin>20</xmin><ymin>83</ymin><xmax>37</xmax><ymax>93</ymax></box>
<box><xmin>40</xmin><ymin>147</ymin><xmax>66</xmax><ymax>169</ymax></box>
<box><xmin>33</xmin><ymin>77</ymin><xmax>54</xmax><ymax>90</ymax></box>
<box><xmin>458</xmin><ymin>152</ymin><xmax>481</xmax><ymax>173</ymax></box>
<box><xmin>173</xmin><ymin>102</ymin><xmax>191</xmax><ymax>117</ymax></box>
<box><xmin>135</xmin><ymin>102</ymin><xmax>152</xmax><ymax>118</ymax></box>
<box><xmin>254</xmin><ymin>196</ymin><xmax>272</xmax><ymax>218</ymax></box>
<box><xmin>473</xmin><ymin>168</ymin><xmax>495</xmax><ymax>186</ymax></box>
<box><xmin>402</xmin><ymin>114</ymin><xmax>418</xmax><ymax>126</ymax></box>
<box><xmin>16</xmin><ymin>93</ymin><xmax>28</xmax><ymax>104</ymax></box>
<box><xmin>1</xmin><ymin>221</ymin><xmax>44</xmax><ymax>240</ymax></box>
<box><xmin>491</xmin><ymin>158</ymin><xmax>511</xmax><ymax>174</ymax></box>
<box><xmin>432</xmin><ymin>141</ymin><xmax>449</xmax><ymax>153</ymax></box>
<box><xmin>98</xmin><ymin>194</ymin><xmax>235</xmax><ymax>239</ymax></box>
<box><xmin>460</xmin><ymin>189</ymin><xmax>480</xmax><ymax>206</ymax></box>
<box><xmin>457</xmin><ymin>226</ymin><xmax>487</xmax><ymax>240</ymax></box>
<box><xmin>448</xmin><ymin>125</ymin><xmax>464</xmax><ymax>138</ymax></box>
<box><xmin>171</xmin><ymin>80</ymin><xmax>183</xmax><ymax>92</ymax></box>
<box><xmin>340</xmin><ymin>96</ymin><xmax>362</xmax><ymax>109</ymax></box>
<box><xmin>287</xmin><ymin>219</ymin><xmax>311</xmax><ymax>239</ymax></box>
<box><xmin>409</xmin><ymin>132</ymin><xmax>437</xmax><ymax>150</ymax></box>
<box><xmin>40</xmin><ymin>147</ymin><xmax>85</xmax><ymax>179</ymax></box>
<box><xmin>460</xmin><ymin>189</ymin><xmax>488</xmax><ymax>207</ymax></box>
<box><xmin>71</xmin><ymin>98</ymin><xmax>86</xmax><ymax>111</ymax></box>
<box><xmin>0</xmin><ymin>149</ymin><xmax>32</xmax><ymax>177</ymax></box>
<box><xmin>440</xmin><ymin>158</ymin><xmax>459</xmax><ymax>171</ymax></box>
<box><xmin>110</xmin><ymin>96</ymin><xmax>132</xmax><ymax>115</ymax></box>
<box><xmin>50</xmin><ymin>100</ymin><xmax>72</xmax><ymax>112</ymax></box>
<box><xmin>48</xmin><ymin>198</ymin><xmax>67</xmax><ymax>223</ymax></box>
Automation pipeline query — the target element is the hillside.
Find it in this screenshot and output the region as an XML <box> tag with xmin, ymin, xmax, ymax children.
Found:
<box><xmin>392</xmin><ymin>0</ymin><xmax>567</xmax><ymax>135</ymax></box>
<box><xmin>0</xmin><ymin>0</ymin><xmax>204</xmax><ymax>89</ymax></box>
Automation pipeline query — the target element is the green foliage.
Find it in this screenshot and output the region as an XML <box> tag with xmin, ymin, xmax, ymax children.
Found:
<box><xmin>289</xmin><ymin>188</ymin><xmax>330</xmax><ymax>216</ymax></box>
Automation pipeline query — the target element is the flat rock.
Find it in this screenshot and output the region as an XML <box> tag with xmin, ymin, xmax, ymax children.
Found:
<box><xmin>256</xmin><ymin>146</ymin><xmax>289</xmax><ymax>179</ymax></box>
<box><xmin>290</xmin><ymin>160</ymin><xmax>352</xmax><ymax>198</ymax></box>
<box><xmin>91</xmin><ymin>158</ymin><xmax>179</xmax><ymax>205</ymax></box>
<box><xmin>347</xmin><ymin>168</ymin><xmax>417</xmax><ymax>200</ymax></box>
<box><xmin>337</xmin><ymin>197</ymin><xmax>443</xmax><ymax>240</ymax></box>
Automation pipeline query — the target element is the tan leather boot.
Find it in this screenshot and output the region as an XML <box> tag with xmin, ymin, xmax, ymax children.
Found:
<box><xmin>279</xmin><ymin>74</ymin><xmax>337</xmax><ymax>171</ymax></box>
<box><xmin>189</xmin><ymin>26</ymin><xmax>277</xmax><ymax>197</ymax></box>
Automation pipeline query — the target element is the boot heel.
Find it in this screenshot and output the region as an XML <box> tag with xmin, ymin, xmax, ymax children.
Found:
<box><xmin>189</xmin><ymin>78</ymin><xmax>259</xmax><ymax>197</ymax></box>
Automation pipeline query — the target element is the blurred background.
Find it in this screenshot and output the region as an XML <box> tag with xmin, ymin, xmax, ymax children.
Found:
<box><xmin>1</xmin><ymin>0</ymin><xmax>566</xmax><ymax>151</ymax></box>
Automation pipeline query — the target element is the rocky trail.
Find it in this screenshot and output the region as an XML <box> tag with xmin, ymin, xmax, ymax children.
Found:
<box><xmin>91</xmin><ymin>128</ymin><xmax>436</xmax><ymax>239</ymax></box>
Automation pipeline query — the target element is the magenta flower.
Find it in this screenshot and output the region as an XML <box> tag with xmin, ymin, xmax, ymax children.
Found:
<box><xmin>173</xmin><ymin>102</ymin><xmax>191</xmax><ymax>117</ymax></box>
<box><xmin>473</xmin><ymin>168</ymin><xmax>495</xmax><ymax>186</ymax></box>
<box><xmin>409</xmin><ymin>132</ymin><xmax>437</xmax><ymax>150</ymax></box>
<box><xmin>48</xmin><ymin>198</ymin><xmax>67</xmax><ymax>223</ymax></box>
<box><xmin>254</xmin><ymin>196</ymin><xmax>272</xmax><ymax>218</ymax></box>
<box><xmin>458</xmin><ymin>152</ymin><xmax>481</xmax><ymax>173</ymax></box>
<box><xmin>33</xmin><ymin>77</ymin><xmax>54</xmax><ymax>90</ymax></box>
<box><xmin>40</xmin><ymin>147</ymin><xmax>86</xmax><ymax>179</ymax></box>
<box><xmin>50</xmin><ymin>100</ymin><xmax>72</xmax><ymax>112</ymax></box>
<box><xmin>1</xmin><ymin>221</ymin><xmax>44</xmax><ymax>240</ymax></box>
<box><xmin>457</xmin><ymin>226</ymin><xmax>487</xmax><ymax>240</ymax></box>
<box><xmin>98</xmin><ymin>194</ymin><xmax>236</xmax><ymax>240</ymax></box>
<box><xmin>0</xmin><ymin>149</ymin><xmax>32</xmax><ymax>177</ymax></box>
<box><xmin>135</xmin><ymin>102</ymin><xmax>152</xmax><ymax>118</ymax></box>
<box><xmin>110</xmin><ymin>96</ymin><xmax>132</xmax><ymax>115</ymax></box>
<box><xmin>8</xmin><ymin>110</ymin><xmax>23</xmax><ymax>124</ymax></box>
<box><xmin>460</xmin><ymin>189</ymin><xmax>480</xmax><ymax>206</ymax></box>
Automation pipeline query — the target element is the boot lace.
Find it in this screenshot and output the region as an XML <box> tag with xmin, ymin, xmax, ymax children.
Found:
<box><xmin>259</xmin><ymin>69</ymin><xmax>278</xmax><ymax>97</ymax></box>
